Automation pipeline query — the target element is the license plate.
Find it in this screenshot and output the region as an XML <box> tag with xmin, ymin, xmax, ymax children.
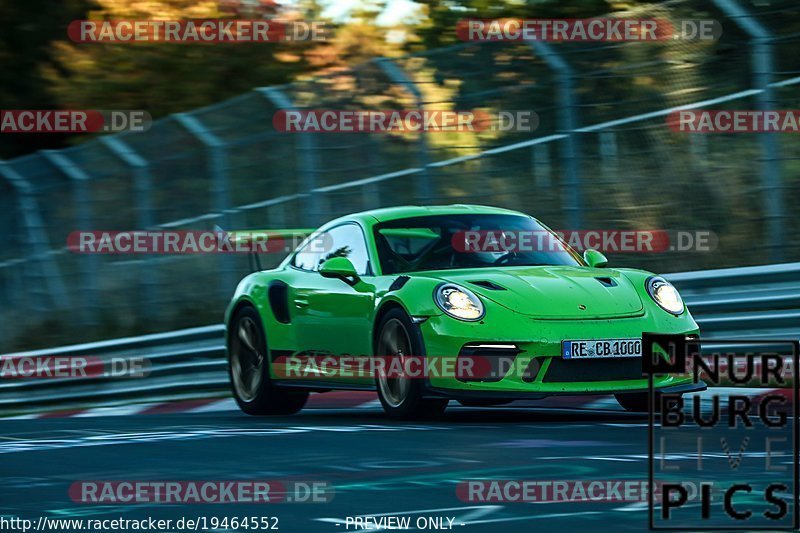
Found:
<box><xmin>562</xmin><ymin>339</ymin><xmax>642</xmax><ymax>359</ymax></box>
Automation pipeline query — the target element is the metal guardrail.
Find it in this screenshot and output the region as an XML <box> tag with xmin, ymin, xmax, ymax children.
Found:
<box><xmin>0</xmin><ymin>325</ymin><xmax>227</xmax><ymax>412</ymax></box>
<box><xmin>671</xmin><ymin>262</ymin><xmax>800</xmax><ymax>338</ymax></box>
<box><xmin>1</xmin><ymin>262</ymin><xmax>798</xmax><ymax>415</ymax></box>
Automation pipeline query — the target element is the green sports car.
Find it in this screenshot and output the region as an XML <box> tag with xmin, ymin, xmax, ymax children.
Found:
<box><xmin>224</xmin><ymin>205</ymin><xmax>704</xmax><ymax>418</ymax></box>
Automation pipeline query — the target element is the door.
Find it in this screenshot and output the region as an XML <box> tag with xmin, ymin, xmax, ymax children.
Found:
<box><xmin>288</xmin><ymin>223</ymin><xmax>376</xmax><ymax>384</ymax></box>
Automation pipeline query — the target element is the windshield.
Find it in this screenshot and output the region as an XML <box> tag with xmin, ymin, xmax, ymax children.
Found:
<box><xmin>374</xmin><ymin>214</ymin><xmax>584</xmax><ymax>274</ymax></box>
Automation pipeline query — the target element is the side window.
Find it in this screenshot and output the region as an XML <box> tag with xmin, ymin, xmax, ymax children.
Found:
<box><xmin>318</xmin><ymin>224</ymin><xmax>371</xmax><ymax>275</ymax></box>
<box><xmin>291</xmin><ymin>233</ymin><xmax>326</xmax><ymax>271</ymax></box>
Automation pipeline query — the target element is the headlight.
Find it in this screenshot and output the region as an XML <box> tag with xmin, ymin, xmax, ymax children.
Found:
<box><xmin>434</xmin><ymin>284</ymin><xmax>485</xmax><ymax>321</ymax></box>
<box><xmin>646</xmin><ymin>277</ymin><xmax>685</xmax><ymax>315</ymax></box>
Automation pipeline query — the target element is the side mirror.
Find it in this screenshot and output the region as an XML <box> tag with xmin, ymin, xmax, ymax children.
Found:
<box><xmin>583</xmin><ymin>249</ymin><xmax>608</xmax><ymax>268</ymax></box>
<box><xmin>319</xmin><ymin>256</ymin><xmax>360</xmax><ymax>285</ymax></box>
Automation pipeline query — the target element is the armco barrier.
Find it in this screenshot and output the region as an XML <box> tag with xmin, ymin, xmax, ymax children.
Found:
<box><xmin>0</xmin><ymin>325</ymin><xmax>227</xmax><ymax>413</ymax></box>
<box><xmin>0</xmin><ymin>262</ymin><xmax>798</xmax><ymax>415</ymax></box>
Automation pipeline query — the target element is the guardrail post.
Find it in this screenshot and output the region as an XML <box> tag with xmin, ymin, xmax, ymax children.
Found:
<box><xmin>361</xmin><ymin>136</ymin><xmax>382</xmax><ymax>209</ymax></box>
<box><xmin>533</xmin><ymin>143</ymin><xmax>552</xmax><ymax>188</ymax></box>
<box><xmin>599</xmin><ymin>131</ymin><xmax>618</xmax><ymax>181</ymax></box>
<box><xmin>689</xmin><ymin>133</ymin><xmax>708</xmax><ymax>170</ymax></box>
<box><xmin>256</xmin><ymin>87</ymin><xmax>324</xmax><ymax>227</ymax></box>
<box><xmin>713</xmin><ymin>0</ymin><xmax>784</xmax><ymax>262</ymax></box>
<box><xmin>174</xmin><ymin>114</ymin><xmax>236</xmax><ymax>295</ymax></box>
<box><xmin>267</xmin><ymin>201</ymin><xmax>287</xmax><ymax>229</ymax></box>
<box><xmin>375</xmin><ymin>58</ymin><xmax>432</xmax><ymax>204</ymax></box>
<box><xmin>100</xmin><ymin>136</ymin><xmax>161</xmax><ymax>318</ymax></box>
<box><xmin>42</xmin><ymin>151</ymin><xmax>99</xmax><ymax>327</ymax></box>
<box><xmin>528</xmin><ymin>41</ymin><xmax>582</xmax><ymax>229</ymax></box>
<box><xmin>0</xmin><ymin>162</ymin><xmax>68</xmax><ymax>311</ymax></box>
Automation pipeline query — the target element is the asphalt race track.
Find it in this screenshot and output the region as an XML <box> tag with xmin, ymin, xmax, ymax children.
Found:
<box><xmin>1</xmin><ymin>396</ymin><xmax>792</xmax><ymax>533</ymax></box>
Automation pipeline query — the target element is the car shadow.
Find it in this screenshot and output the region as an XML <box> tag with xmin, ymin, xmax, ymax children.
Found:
<box><xmin>210</xmin><ymin>405</ymin><xmax>649</xmax><ymax>426</ymax></box>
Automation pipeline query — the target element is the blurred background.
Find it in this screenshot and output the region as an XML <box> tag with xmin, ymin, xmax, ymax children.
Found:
<box><xmin>1</xmin><ymin>0</ymin><xmax>799</xmax><ymax>350</ymax></box>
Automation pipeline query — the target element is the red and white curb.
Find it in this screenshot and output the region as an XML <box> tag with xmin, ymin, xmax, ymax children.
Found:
<box><xmin>1</xmin><ymin>388</ymin><xmax>783</xmax><ymax>420</ymax></box>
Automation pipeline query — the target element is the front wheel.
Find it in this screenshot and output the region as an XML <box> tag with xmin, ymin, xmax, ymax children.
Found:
<box><xmin>228</xmin><ymin>306</ymin><xmax>308</xmax><ymax>415</ymax></box>
<box><xmin>374</xmin><ymin>309</ymin><xmax>448</xmax><ymax>419</ymax></box>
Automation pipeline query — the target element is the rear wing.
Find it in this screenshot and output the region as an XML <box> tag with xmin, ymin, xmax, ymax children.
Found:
<box><xmin>215</xmin><ymin>227</ymin><xmax>315</xmax><ymax>271</ymax></box>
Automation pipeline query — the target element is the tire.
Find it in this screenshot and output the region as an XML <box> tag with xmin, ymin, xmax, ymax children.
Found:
<box><xmin>614</xmin><ymin>391</ymin><xmax>670</xmax><ymax>413</ymax></box>
<box><xmin>228</xmin><ymin>306</ymin><xmax>308</xmax><ymax>415</ymax></box>
<box><xmin>374</xmin><ymin>308</ymin><xmax>448</xmax><ymax>419</ymax></box>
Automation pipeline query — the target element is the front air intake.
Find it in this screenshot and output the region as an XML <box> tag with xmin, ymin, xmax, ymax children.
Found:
<box><xmin>543</xmin><ymin>357</ymin><xmax>643</xmax><ymax>382</ymax></box>
<box><xmin>456</xmin><ymin>343</ymin><xmax>521</xmax><ymax>382</ymax></box>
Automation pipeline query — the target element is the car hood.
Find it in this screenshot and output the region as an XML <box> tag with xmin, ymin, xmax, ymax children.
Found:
<box><xmin>428</xmin><ymin>265</ymin><xmax>645</xmax><ymax>319</ymax></box>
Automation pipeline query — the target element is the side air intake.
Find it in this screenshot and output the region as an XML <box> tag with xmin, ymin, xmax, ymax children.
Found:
<box><xmin>268</xmin><ymin>281</ymin><xmax>291</xmax><ymax>324</ymax></box>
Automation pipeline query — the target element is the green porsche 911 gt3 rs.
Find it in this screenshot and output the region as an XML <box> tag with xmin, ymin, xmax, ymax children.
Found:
<box><xmin>224</xmin><ymin>204</ymin><xmax>704</xmax><ymax>418</ymax></box>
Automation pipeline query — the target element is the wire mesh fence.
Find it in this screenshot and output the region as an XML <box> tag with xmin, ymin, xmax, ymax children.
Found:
<box><xmin>1</xmin><ymin>0</ymin><xmax>799</xmax><ymax>349</ymax></box>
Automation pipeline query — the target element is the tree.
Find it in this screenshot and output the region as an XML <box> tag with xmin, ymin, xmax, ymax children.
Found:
<box><xmin>43</xmin><ymin>1</ymin><xmax>316</xmax><ymax>121</ymax></box>
<box><xmin>0</xmin><ymin>0</ymin><xmax>93</xmax><ymax>158</ymax></box>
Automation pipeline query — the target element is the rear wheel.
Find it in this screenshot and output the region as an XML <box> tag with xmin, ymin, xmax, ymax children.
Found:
<box><xmin>228</xmin><ymin>306</ymin><xmax>308</xmax><ymax>415</ymax></box>
<box><xmin>375</xmin><ymin>309</ymin><xmax>448</xmax><ymax>419</ymax></box>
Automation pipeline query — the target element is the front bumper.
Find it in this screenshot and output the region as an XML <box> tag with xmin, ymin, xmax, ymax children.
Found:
<box><xmin>423</xmin><ymin>380</ymin><xmax>707</xmax><ymax>401</ymax></box>
<box><xmin>416</xmin><ymin>303</ymin><xmax>701</xmax><ymax>395</ymax></box>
